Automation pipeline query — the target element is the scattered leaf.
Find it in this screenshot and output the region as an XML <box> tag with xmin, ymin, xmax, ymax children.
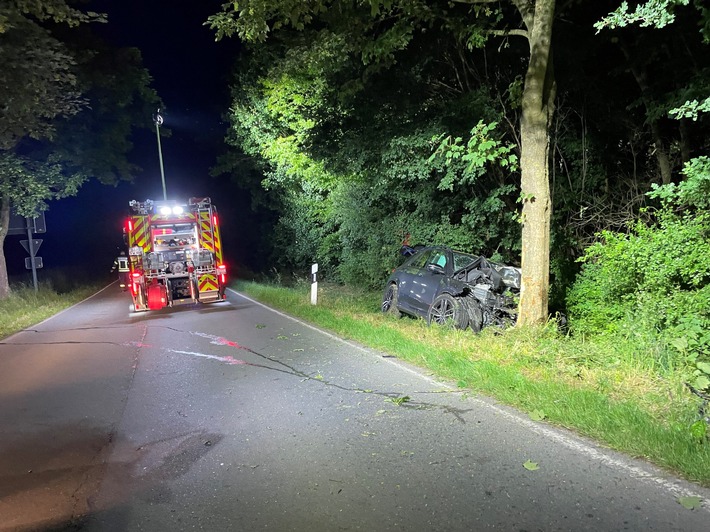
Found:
<box><xmin>293</xmin><ymin>348</ymin><xmax>304</xmax><ymax>352</ymax></box>
<box><xmin>255</xmin><ymin>323</ymin><xmax>266</xmax><ymax>329</ymax></box>
<box><xmin>277</xmin><ymin>335</ymin><xmax>288</xmax><ymax>340</ymax></box>
<box><xmin>523</xmin><ymin>460</ymin><xmax>539</xmax><ymax>471</ymax></box>
<box><xmin>387</xmin><ymin>395</ymin><xmax>411</xmax><ymax>406</ymax></box>
<box><xmin>529</xmin><ymin>409</ymin><xmax>546</xmax><ymax>421</ymax></box>
<box><xmin>678</xmin><ymin>496</ymin><xmax>702</xmax><ymax>510</ymax></box>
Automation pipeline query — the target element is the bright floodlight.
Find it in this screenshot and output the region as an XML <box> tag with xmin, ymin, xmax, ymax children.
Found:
<box><xmin>173</xmin><ymin>206</ymin><xmax>184</xmax><ymax>215</ymax></box>
<box><xmin>159</xmin><ymin>206</ymin><xmax>172</xmax><ymax>215</ymax></box>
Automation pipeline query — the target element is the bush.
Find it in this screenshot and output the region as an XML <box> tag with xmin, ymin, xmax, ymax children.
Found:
<box><xmin>567</xmin><ymin>207</ymin><xmax>710</xmax><ymax>388</ymax></box>
<box><xmin>565</xmin><ymin>230</ymin><xmax>641</xmax><ymax>335</ymax></box>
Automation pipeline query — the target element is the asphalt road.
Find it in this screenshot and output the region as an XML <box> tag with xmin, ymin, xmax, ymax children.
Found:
<box><xmin>0</xmin><ymin>285</ymin><xmax>709</xmax><ymax>531</ymax></box>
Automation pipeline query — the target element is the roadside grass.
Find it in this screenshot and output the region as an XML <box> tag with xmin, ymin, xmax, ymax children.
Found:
<box><xmin>0</xmin><ymin>279</ymin><xmax>105</xmax><ymax>339</ymax></box>
<box><xmin>235</xmin><ymin>279</ymin><xmax>710</xmax><ymax>486</ymax></box>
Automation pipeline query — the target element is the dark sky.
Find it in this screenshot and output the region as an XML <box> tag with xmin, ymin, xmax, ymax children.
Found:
<box><xmin>7</xmin><ymin>1</ymin><xmax>248</xmax><ymax>277</ymax></box>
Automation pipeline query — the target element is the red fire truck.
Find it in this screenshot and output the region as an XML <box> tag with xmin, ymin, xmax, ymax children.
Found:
<box><xmin>124</xmin><ymin>197</ymin><xmax>227</xmax><ymax>311</ymax></box>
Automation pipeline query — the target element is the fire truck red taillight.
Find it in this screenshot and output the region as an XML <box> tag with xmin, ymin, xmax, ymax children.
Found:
<box><xmin>131</xmin><ymin>271</ymin><xmax>141</xmax><ymax>294</ymax></box>
<box><xmin>217</xmin><ymin>263</ymin><xmax>226</xmax><ymax>283</ymax></box>
<box><xmin>127</xmin><ymin>219</ymin><xmax>133</xmax><ymax>232</ymax></box>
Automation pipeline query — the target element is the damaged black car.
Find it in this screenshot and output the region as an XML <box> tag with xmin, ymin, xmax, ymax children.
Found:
<box><xmin>381</xmin><ymin>246</ymin><xmax>520</xmax><ymax>332</ymax></box>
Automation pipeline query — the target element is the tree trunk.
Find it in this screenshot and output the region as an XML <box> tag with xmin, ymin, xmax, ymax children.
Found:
<box><xmin>0</xmin><ymin>195</ymin><xmax>12</xmax><ymax>299</ymax></box>
<box><xmin>618</xmin><ymin>39</ymin><xmax>673</xmax><ymax>185</ymax></box>
<box><xmin>679</xmin><ymin>117</ymin><xmax>691</xmax><ymax>167</ymax></box>
<box><xmin>517</xmin><ymin>0</ymin><xmax>556</xmax><ymax>326</ymax></box>
<box><xmin>650</xmin><ymin>121</ymin><xmax>672</xmax><ymax>184</ymax></box>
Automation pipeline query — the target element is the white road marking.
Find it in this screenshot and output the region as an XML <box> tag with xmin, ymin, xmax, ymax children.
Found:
<box><xmin>169</xmin><ymin>349</ymin><xmax>247</xmax><ymax>365</ymax></box>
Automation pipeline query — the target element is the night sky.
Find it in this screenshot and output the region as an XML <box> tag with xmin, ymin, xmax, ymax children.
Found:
<box><xmin>7</xmin><ymin>1</ymin><xmax>248</xmax><ymax>278</ymax></box>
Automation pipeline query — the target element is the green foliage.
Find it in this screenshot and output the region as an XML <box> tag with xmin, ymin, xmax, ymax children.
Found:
<box><xmin>207</xmin><ymin>0</ymin><xmax>326</xmax><ymax>42</ymax></box>
<box><xmin>595</xmin><ymin>0</ymin><xmax>689</xmax><ymax>32</ymax></box>
<box><xmin>583</xmin><ymin>0</ymin><xmax>710</xmax><ymax>399</ymax></box>
<box><xmin>668</xmin><ymin>315</ymin><xmax>710</xmax><ymax>389</ymax></box>
<box><xmin>219</xmin><ymin>13</ymin><xmax>525</xmax><ymax>287</ymax></box>
<box><xmin>647</xmin><ymin>157</ymin><xmax>710</xmax><ymax>209</ymax></box>
<box><xmin>0</xmin><ymin>0</ymin><xmax>105</xmax><ymax>32</ymax></box>
<box><xmin>567</xmin><ymin>206</ymin><xmax>710</xmax><ymax>389</ymax></box>
<box><xmin>0</xmin><ymin>11</ymin><xmax>84</xmax><ymax>149</ymax></box>
<box><xmin>268</xmin><ymin>186</ymin><xmax>338</xmax><ymax>277</ymax></box>
<box><xmin>565</xmin><ymin>231</ymin><xmax>638</xmax><ymax>334</ymax></box>
<box><xmin>430</xmin><ymin>121</ymin><xmax>518</xmax><ymax>192</ymax></box>
<box><xmin>361</xmin><ymin>19</ymin><xmax>414</xmax><ymax>65</ymax></box>
<box><xmin>669</xmin><ymin>97</ymin><xmax>710</xmax><ymax>120</ymax></box>
<box><xmin>689</xmin><ymin>421</ymin><xmax>707</xmax><ymax>443</ymax></box>
<box><xmin>51</xmin><ymin>42</ymin><xmax>160</xmax><ymax>184</ymax></box>
<box><xmin>0</xmin><ymin>152</ymin><xmax>86</xmax><ymax>217</ymax></box>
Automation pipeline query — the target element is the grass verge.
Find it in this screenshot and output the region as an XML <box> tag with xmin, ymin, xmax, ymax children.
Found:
<box><xmin>0</xmin><ymin>280</ymin><xmax>104</xmax><ymax>339</ymax></box>
<box><xmin>235</xmin><ymin>279</ymin><xmax>710</xmax><ymax>487</ymax></box>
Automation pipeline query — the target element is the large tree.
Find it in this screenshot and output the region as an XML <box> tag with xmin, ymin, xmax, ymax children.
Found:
<box><xmin>209</xmin><ymin>0</ymin><xmax>557</xmax><ymax>325</ymax></box>
<box><xmin>0</xmin><ymin>1</ymin><xmax>159</xmax><ymax>297</ymax></box>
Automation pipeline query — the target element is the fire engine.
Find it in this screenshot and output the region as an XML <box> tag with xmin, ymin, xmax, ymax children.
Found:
<box><xmin>124</xmin><ymin>197</ymin><xmax>227</xmax><ymax>311</ymax></box>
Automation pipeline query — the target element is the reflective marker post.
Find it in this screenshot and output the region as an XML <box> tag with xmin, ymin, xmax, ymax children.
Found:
<box><xmin>311</xmin><ymin>263</ymin><xmax>318</xmax><ymax>305</ymax></box>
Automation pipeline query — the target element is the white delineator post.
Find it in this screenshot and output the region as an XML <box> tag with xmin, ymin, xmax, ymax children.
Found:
<box><xmin>311</xmin><ymin>263</ymin><xmax>318</xmax><ymax>305</ymax></box>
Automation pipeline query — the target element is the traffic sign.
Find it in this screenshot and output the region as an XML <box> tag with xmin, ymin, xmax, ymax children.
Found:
<box><xmin>25</xmin><ymin>257</ymin><xmax>43</xmax><ymax>269</ymax></box>
<box><xmin>20</xmin><ymin>239</ymin><xmax>43</xmax><ymax>255</ymax></box>
<box><xmin>8</xmin><ymin>213</ymin><xmax>46</xmax><ymax>235</ymax></box>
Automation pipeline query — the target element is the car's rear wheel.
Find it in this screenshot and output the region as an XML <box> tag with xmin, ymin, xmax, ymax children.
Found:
<box><xmin>428</xmin><ymin>293</ymin><xmax>468</xmax><ymax>329</ymax></box>
<box><xmin>382</xmin><ymin>283</ymin><xmax>402</xmax><ymax>317</ymax></box>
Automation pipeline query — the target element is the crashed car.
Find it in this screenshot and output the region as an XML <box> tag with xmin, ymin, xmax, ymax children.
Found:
<box><xmin>381</xmin><ymin>245</ymin><xmax>521</xmax><ymax>332</ymax></box>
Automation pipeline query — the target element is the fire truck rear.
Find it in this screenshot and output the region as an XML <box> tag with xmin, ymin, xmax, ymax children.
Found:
<box><xmin>124</xmin><ymin>197</ymin><xmax>227</xmax><ymax>311</ymax></box>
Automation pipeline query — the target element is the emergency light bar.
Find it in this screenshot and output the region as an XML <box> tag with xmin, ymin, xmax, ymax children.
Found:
<box><xmin>158</xmin><ymin>205</ymin><xmax>184</xmax><ymax>215</ymax></box>
<box><xmin>153</xmin><ymin>200</ymin><xmax>187</xmax><ymax>216</ymax></box>
<box><xmin>129</xmin><ymin>199</ymin><xmax>188</xmax><ymax>215</ymax></box>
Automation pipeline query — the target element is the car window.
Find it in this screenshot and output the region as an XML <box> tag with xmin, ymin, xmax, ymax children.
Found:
<box><xmin>429</xmin><ymin>250</ymin><xmax>447</xmax><ymax>269</ymax></box>
<box><xmin>407</xmin><ymin>249</ymin><xmax>432</xmax><ymax>269</ymax></box>
<box><xmin>452</xmin><ymin>251</ymin><xmax>477</xmax><ymax>271</ymax></box>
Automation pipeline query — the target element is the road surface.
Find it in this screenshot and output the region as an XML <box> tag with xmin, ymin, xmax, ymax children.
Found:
<box><xmin>0</xmin><ymin>285</ymin><xmax>708</xmax><ymax>531</ymax></box>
